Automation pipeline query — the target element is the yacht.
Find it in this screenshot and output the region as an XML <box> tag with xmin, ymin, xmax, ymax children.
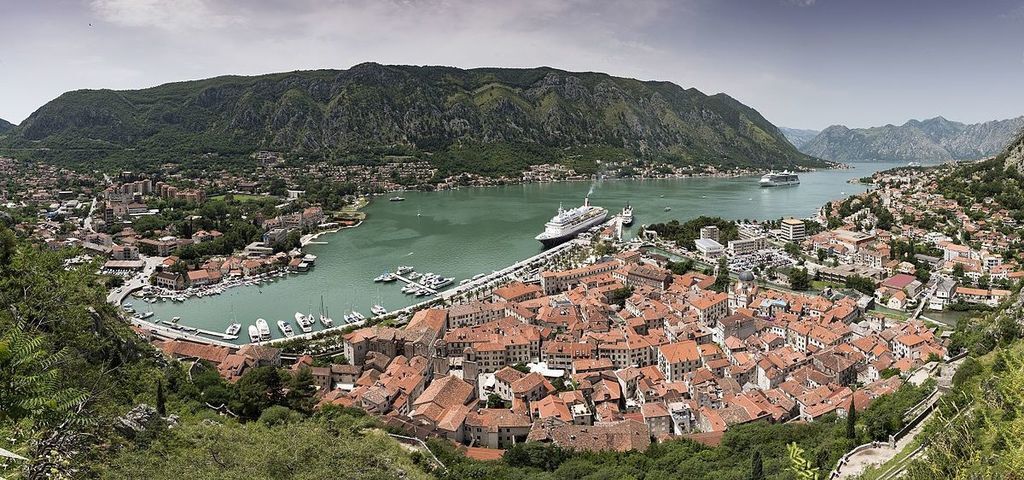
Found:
<box><xmin>759</xmin><ymin>170</ymin><xmax>800</xmax><ymax>187</ymax></box>
<box><xmin>371</xmin><ymin>304</ymin><xmax>388</xmax><ymax>316</ymax></box>
<box><xmin>255</xmin><ymin>318</ymin><xmax>271</xmax><ymax>341</ymax></box>
<box><xmin>247</xmin><ymin>325</ymin><xmax>260</xmax><ymax>343</ymax></box>
<box><xmin>432</xmin><ymin>277</ymin><xmax>454</xmax><ymax>289</ymax></box>
<box><xmin>277</xmin><ymin>320</ymin><xmax>295</xmax><ymax>338</ymax></box>
<box><xmin>225</xmin><ymin>323</ymin><xmax>241</xmax><ymax>336</ymax></box>
<box><xmin>396</xmin><ymin>265</ymin><xmax>414</xmax><ymax>275</ymax></box>
<box><xmin>535</xmin><ymin>197</ymin><xmax>609</xmax><ymax>248</ymax></box>
<box><xmin>294</xmin><ymin>312</ymin><xmax>313</xmax><ymax>333</ymax></box>
<box><xmin>621</xmin><ymin>204</ymin><xmax>634</xmax><ymax>226</ymax></box>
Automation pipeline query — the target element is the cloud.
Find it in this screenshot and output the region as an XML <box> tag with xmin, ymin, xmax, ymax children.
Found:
<box><xmin>89</xmin><ymin>0</ymin><xmax>241</xmax><ymax>30</ymax></box>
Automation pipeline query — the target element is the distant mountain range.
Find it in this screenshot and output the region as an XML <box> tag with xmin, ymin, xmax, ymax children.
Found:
<box><xmin>798</xmin><ymin>116</ymin><xmax>1024</xmax><ymax>163</ymax></box>
<box><xmin>779</xmin><ymin>127</ymin><xmax>820</xmax><ymax>148</ymax></box>
<box><xmin>2</xmin><ymin>63</ymin><xmax>824</xmax><ymax>174</ymax></box>
<box><xmin>0</xmin><ymin>118</ymin><xmax>14</xmax><ymax>134</ymax></box>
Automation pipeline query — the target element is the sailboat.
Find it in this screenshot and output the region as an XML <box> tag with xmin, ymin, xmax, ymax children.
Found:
<box><xmin>319</xmin><ymin>295</ymin><xmax>333</xmax><ymax>327</ymax></box>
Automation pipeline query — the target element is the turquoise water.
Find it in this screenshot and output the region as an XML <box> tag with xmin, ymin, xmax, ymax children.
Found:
<box><xmin>139</xmin><ymin>162</ymin><xmax>905</xmax><ymax>342</ymax></box>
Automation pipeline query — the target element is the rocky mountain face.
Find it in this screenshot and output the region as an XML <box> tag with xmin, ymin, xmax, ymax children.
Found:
<box><xmin>779</xmin><ymin>127</ymin><xmax>820</xmax><ymax>148</ymax></box>
<box><xmin>5</xmin><ymin>63</ymin><xmax>822</xmax><ymax>171</ymax></box>
<box><xmin>0</xmin><ymin>118</ymin><xmax>14</xmax><ymax>133</ymax></box>
<box><xmin>800</xmin><ymin>116</ymin><xmax>1024</xmax><ymax>162</ymax></box>
<box><xmin>1002</xmin><ymin>132</ymin><xmax>1024</xmax><ymax>170</ymax></box>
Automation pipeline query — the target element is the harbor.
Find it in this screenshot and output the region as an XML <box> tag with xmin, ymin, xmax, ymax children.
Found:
<box><xmin>128</xmin><ymin>162</ymin><xmax>903</xmax><ymax>344</ymax></box>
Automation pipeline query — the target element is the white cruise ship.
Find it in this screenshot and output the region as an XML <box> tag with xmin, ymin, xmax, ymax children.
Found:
<box><xmin>759</xmin><ymin>170</ymin><xmax>800</xmax><ymax>187</ymax></box>
<box><xmin>535</xmin><ymin>197</ymin><xmax>608</xmax><ymax>248</ymax></box>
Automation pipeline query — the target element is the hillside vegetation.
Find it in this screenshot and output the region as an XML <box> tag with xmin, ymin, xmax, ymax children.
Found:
<box><xmin>3</xmin><ymin>63</ymin><xmax>823</xmax><ymax>174</ymax></box>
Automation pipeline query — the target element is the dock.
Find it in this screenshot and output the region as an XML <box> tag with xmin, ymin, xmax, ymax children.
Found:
<box><xmin>393</xmin><ymin>274</ymin><xmax>438</xmax><ymax>295</ymax></box>
<box><xmin>160</xmin><ymin>320</ymin><xmax>238</xmax><ymax>341</ymax></box>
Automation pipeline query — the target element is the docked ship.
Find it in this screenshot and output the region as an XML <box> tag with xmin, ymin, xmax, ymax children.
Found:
<box><xmin>535</xmin><ymin>197</ymin><xmax>608</xmax><ymax>248</ymax></box>
<box><xmin>759</xmin><ymin>170</ymin><xmax>800</xmax><ymax>187</ymax></box>
<box><xmin>621</xmin><ymin>204</ymin><xmax>634</xmax><ymax>226</ymax></box>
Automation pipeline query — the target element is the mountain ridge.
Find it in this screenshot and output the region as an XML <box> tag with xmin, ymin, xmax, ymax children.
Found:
<box><xmin>0</xmin><ymin>117</ymin><xmax>14</xmax><ymax>133</ymax></box>
<box><xmin>779</xmin><ymin>127</ymin><xmax>820</xmax><ymax>148</ymax></box>
<box><xmin>3</xmin><ymin>63</ymin><xmax>824</xmax><ymax>173</ymax></box>
<box><xmin>800</xmin><ymin>115</ymin><xmax>1024</xmax><ymax>162</ymax></box>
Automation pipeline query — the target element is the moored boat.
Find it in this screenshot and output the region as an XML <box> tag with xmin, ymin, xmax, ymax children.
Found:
<box><xmin>277</xmin><ymin>320</ymin><xmax>295</xmax><ymax>337</ymax></box>
<box><xmin>248</xmin><ymin>325</ymin><xmax>260</xmax><ymax>343</ymax></box>
<box><xmin>256</xmin><ymin>318</ymin><xmax>271</xmax><ymax>341</ymax></box>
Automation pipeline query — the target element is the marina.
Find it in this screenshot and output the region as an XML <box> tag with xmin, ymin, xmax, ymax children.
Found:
<box><xmin>131</xmin><ymin>163</ymin><xmax>905</xmax><ymax>343</ymax></box>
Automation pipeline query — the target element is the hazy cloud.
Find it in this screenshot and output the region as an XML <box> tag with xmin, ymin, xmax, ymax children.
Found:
<box><xmin>90</xmin><ymin>0</ymin><xmax>241</xmax><ymax>29</ymax></box>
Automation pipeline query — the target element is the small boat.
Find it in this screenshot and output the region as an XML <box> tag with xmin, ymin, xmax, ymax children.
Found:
<box><xmin>123</xmin><ymin>302</ymin><xmax>133</xmax><ymax>308</ymax></box>
<box><xmin>256</xmin><ymin>318</ymin><xmax>271</xmax><ymax>341</ymax></box>
<box><xmin>371</xmin><ymin>304</ymin><xmax>388</xmax><ymax>316</ymax></box>
<box><xmin>460</xmin><ymin>279</ymin><xmax>471</xmax><ymax>285</ymax></box>
<box><xmin>381</xmin><ymin>273</ymin><xmax>397</xmax><ymax>282</ymax></box>
<box><xmin>139</xmin><ymin>311</ymin><xmax>155</xmax><ymax>319</ymax></box>
<box><xmin>389</xmin><ymin>196</ymin><xmax>405</xmax><ymax>202</ymax></box>
<box><xmin>664</xmin><ymin>206</ymin><xmax>671</xmax><ymax>212</ymax></box>
<box><xmin>171</xmin><ymin>316</ymin><xmax>181</xmax><ymax>323</ymax></box>
<box><xmin>472</xmin><ymin>273</ymin><xmax>486</xmax><ymax>280</ymax></box>
<box><xmin>277</xmin><ymin>320</ymin><xmax>295</xmax><ymax>337</ymax></box>
<box><xmin>226</xmin><ymin>323</ymin><xmax>241</xmax><ymax>336</ymax></box>
<box><xmin>621</xmin><ymin>204</ymin><xmax>634</xmax><ymax>226</ymax></box>
<box><xmin>248</xmin><ymin>325</ymin><xmax>260</xmax><ymax>343</ymax></box>
<box><xmin>408</xmin><ymin>272</ymin><xmax>422</xmax><ymax>280</ymax></box>
<box><xmin>396</xmin><ymin>265</ymin><xmax>414</xmax><ymax>275</ymax></box>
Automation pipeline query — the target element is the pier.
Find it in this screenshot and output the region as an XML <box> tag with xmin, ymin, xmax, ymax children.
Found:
<box><xmin>160</xmin><ymin>320</ymin><xmax>239</xmax><ymax>341</ymax></box>
<box><xmin>392</xmin><ymin>274</ymin><xmax>438</xmax><ymax>295</ymax></box>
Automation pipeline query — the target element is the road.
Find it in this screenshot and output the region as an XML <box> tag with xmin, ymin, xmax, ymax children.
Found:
<box><xmin>834</xmin><ymin>357</ymin><xmax>963</xmax><ymax>479</ymax></box>
<box><xmin>106</xmin><ymin>254</ymin><xmax>165</xmax><ymax>305</ymax></box>
<box><xmin>83</xmin><ymin>197</ymin><xmax>98</xmax><ymax>232</ymax></box>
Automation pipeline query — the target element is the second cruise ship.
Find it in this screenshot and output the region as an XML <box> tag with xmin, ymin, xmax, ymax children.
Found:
<box><xmin>759</xmin><ymin>170</ymin><xmax>800</xmax><ymax>187</ymax></box>
<box><xmin>535</xmin><ymin>197</ymin><xmax>608</xmax><ymax>248</ymax></box>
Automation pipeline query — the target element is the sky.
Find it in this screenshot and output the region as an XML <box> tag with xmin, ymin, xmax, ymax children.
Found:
<box><xmin>1</xmin><ymin>0</ymin><xmax>1023</xmax><ymax>130</ymax></box>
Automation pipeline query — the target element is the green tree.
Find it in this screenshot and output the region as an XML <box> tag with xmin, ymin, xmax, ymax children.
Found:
<box><xmin>750</xmin><ymin>449</ymin><xmax>764</xmax><ymax>480</ymax></box>
<box><xmin>846</xmin><ymin>398</ymin><xmax>856</xmax><ymax>440</ymax></box>
<box><xmin>156</xmin><ymin>379</ymin><xmax>166</xmax><ymax>416</ymax></box>
<box><xmin>790</xmin><ymin>267</ymin><xmax>811</xmax><ymax>291</ymax></box>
